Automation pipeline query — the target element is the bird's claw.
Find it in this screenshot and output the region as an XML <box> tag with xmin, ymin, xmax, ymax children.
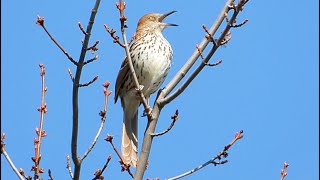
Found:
<box><xmin>142</xmin><ymin>107</ymin><xmax>153</xmax><ymax>118</ymax></box>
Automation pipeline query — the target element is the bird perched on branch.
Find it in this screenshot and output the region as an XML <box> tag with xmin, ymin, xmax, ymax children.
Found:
<box><xmin>115</xmin><ymin>11</ymin><xmax>177</xmax><ymax>167</ymax></box>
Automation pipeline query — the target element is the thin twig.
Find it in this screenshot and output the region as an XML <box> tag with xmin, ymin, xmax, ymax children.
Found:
<box><xmin>166</xmin><ymin>130</ymin><xmax>244</xmax><ymax>180</ymax></box>
<box><xmin>280</xmin><ymin>162</ymin><xmax>289</xmax><ymax>180</ymax></box>
<box><xmin>92</xmin><ymin>155</ymin><xmax>112</xmax><ymax>180</ymax></box>
<box><xmin>81</xmin><ymin>81</ymin><xmax>112</xmax><ymax>161</ymax></box>
<box><xmin>79</xmin><ymin>76</ymin><xmax>99</xmax><ymax>87</ymax></box>
<box><xmin>36</xmin><ymin>16</ymin><xmax>78</xmax><ymax>66</ymax></box>
<box><xmin>32</xmin><ymin>64</ymin><xmax>48</xmax><ymax>179</ymax></box>
<box><xmin>231</xmin><ymin>19</ymin><xmax>248</xmax><ymax>27</ymax></box>
<box><xmin>151</xmin><ymin>110</ymin><xmax>179</xmax><ymax>137</ymax></box>
<box><xmin>87</xmin><ymin>40</ymin><xmax>100</xmax><ymax>54</ymax></box>
<box><xmin>66</xmin><ymin>155</ymin><xmax>73</xmax><ymax>179</ymax></box>
<box><xmin>1</xmin><ymin>134</ymin><xmax>25</xmax><ymax>180</ymax></box>
<box><xmin>84</xmin><ymin>55</ymin><xmax>99</xmax><ymax>65</ymax></box>
<box><xmin>104</xmin><ymin>24</ymin><xmax>125</xmax><ymax>47</ymax></box>
<box><xmin>78</xmin><ymin>22</ymin><xmax>87</xmax><ymax>35</ymax></box>
<box><xmin>105</xmin><ymin>135</ymin><xmax>134</xmax><ymax>178</ymax></box>
<box><xmin>196</xmin><ymin>44</ymin><xmax>222</xmax><ymax>67</ymax></box>
<box><xmin>19</xmin><ymin>169</ymin><xmax>32</xmax><ymax>180</ymax></box>
<box><xmin>68</xmin><ymin>68</ymin><xmax>75</xmax><ymax>82</ymax></box>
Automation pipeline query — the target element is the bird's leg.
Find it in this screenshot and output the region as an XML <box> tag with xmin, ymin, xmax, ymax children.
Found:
<box><xmin>135</xmin><ymin>85</ymin><xmax>153</xmax><ymax>118</ymax></box>
<box><xmin>143</xmin><ymin>97</ymin><xmax>153</xmax><ymax>118</ymax></box>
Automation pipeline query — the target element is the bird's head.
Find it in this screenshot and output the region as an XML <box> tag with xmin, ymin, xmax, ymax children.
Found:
<box><xmin>136</xmin><ymin>11</ymin><xmax>178</xmax><ymax>32</ymax></box>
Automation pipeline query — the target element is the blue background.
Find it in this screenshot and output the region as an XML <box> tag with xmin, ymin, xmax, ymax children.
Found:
<box><xmin>1</xmin><ymin>0</ymin><xmax>319</xmax><ymax>179</ymax></box>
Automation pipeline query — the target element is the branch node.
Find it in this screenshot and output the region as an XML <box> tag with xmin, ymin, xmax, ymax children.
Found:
<box><xmin>87</xmin><ymin>40</ymin><xmax>100</xmax><ymax>54</ymax></box>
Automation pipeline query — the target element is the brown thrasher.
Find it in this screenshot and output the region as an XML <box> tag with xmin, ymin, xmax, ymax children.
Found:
<box><xmin>115</xmin><ymin>11</ymin><xmax>177</xmax><ymax>167</ymax></box>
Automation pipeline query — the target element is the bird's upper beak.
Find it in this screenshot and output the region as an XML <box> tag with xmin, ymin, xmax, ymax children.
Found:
<box><xmin>159</xmin><ymin>11</ymin><xmax>178</xmax><ymax>26</ymax></box>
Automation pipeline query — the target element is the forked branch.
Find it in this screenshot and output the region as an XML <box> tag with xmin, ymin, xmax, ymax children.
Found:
<box><xmin>136</xmin><ymin>1</ymin><xmax>250</xmax><ymax>179</ymax></box>
<box><xmin>36</xmin><ymin>16</ymin><xmax>78</xmax><ymax>66</ymax></box>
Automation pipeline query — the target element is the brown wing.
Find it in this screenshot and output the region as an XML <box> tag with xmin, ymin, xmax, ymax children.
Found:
<box><xmin>114</xmin><ymin>57</ymin><xmax>129</xmax><ymax>103</ymax></box>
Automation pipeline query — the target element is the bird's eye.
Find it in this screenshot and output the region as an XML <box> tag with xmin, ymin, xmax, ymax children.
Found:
<box><xmin>148</xmin><ymin>16</ymin><xmax>156</xmax><ymax>21</ymax></box>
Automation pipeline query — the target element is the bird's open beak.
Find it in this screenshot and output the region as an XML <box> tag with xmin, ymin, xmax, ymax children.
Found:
<box><xmin>159</xmin><ymin>11</ymin><xmax>178</xmax><ymax>26</ymax></box>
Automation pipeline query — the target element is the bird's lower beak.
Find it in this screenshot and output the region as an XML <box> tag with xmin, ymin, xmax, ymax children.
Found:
<box><xmin>160</xmin><ymin>11</ymin><xmax>178</xmax><ymax>26</ymax></box>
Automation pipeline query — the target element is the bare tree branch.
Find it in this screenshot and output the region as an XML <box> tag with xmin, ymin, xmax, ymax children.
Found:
<box><xmin>84</xmin><ymin>55</ymin><xmax>99</xmax><ymax>65</ymax></box>
<box><xmin>151</xmin><ymin>110</ymin><xmax>179</xmax><ymax>137</ymax></box>
<box><xmin>78</xmin><ymin>76</ymin><xmax>99</xmax><ymax>87</ymax></box>
<box><xmin>105</xmin><ymin>134</ymin><xmax>134</xmax><ymax>178</ymax></box>
<box><xmin>1</xmin><ymin>133</ymin><xmax>25</xmax><ymax>180</ymax></box>
<box><xmin>166</xmin><ymin>130</ymin><xmax>243</xmax><ymax>180</ymax></box>
<box><xmin>81</xmin><ymin>81</ymin><xmax>112</xmax><ymax>161</ymax></box>
<box><xmin>78</xmin><ymin>22</ymin><xmax>87</xmax><ymax>35</ymax></box>
<box><xmin>67</xmin><ymin>68</ymin><xmax>75</xmax><ymax>83</ymax></box>
<box><xmin>36</xmin><ymin>16</ymin><xmax>78</xmax><ymax>66</ymax></box>
<box><xmin>92</xmin><ymin>155</ymin><xmax>112</xmax><ymax>180</ymax></box>
<box><xmin>66</xmin><ymin>155</ymin><xmax>74</xmax><ymax>179</ymax></box>
<box><xmin>161</xmin><ymin>0</ymin><xmax>248</xmax><ymax>106</ymax></box>
<box><xmin>70</xmin><ymin>0</ymin><xmax>102</xmax><ymax>179</ymax></box>
<box><xmin>31</xmin><ymin>64</ymin><xmax>48</xmax><ymax>179</ymax></box>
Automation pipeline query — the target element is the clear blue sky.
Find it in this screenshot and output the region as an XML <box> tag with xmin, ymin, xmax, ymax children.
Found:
<box><xmin>1</xmin><ymin>0</ymin><xmax>319</xmax><ymax>180</ymax></box>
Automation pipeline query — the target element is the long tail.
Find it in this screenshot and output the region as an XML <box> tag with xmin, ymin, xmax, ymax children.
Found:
<box><xmin>122</xmin><ymin>101</ymin><xmax>139</xmax><ymax>167</ymax></box>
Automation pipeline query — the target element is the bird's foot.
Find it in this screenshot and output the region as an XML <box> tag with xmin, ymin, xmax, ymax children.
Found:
<box><xmin>142</xmin><ymin>106</ymin><xmax>152</xmax><ymax>118</ymax></box>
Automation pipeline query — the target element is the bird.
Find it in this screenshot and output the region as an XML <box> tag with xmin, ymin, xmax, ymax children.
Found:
<box><xmin>114</xmin><ymin>11</ymin><xmax>177</xmax><ymax>167</ymax></box>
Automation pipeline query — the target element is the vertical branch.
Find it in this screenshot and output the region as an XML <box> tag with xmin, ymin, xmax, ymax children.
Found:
<box><xmin>71</xmin><ymin>0</ymin><xmax>101</xmax><ymax>179</ymax></box>
<box><xmin>32</xmin><ymin>64</ymin><xmax>48</xmax><ymax>179</ymax></box>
